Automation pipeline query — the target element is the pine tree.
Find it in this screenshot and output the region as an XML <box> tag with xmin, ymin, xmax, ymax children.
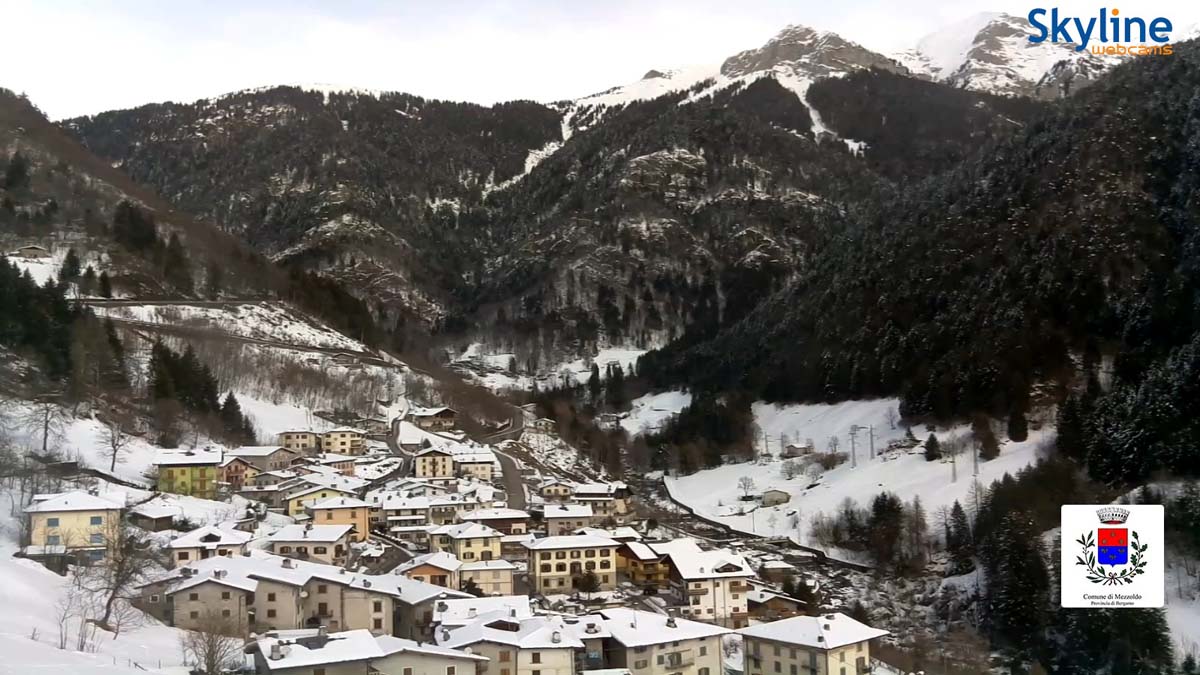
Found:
<box><xmin>587</xmin><ymin>362</ymin><xmax>601</xmax><ymax>400</ymax></box>
<box><xmin>983</xmin><ymin>511</ymin><xmax>1047</xmax><ymax>659</ymax></box>
<box><xmin>1006</xmin><ymin>408</ymin><xmax>1028</xmax><ymax>442</ymax></box>
<box><xmin>923</xmin><ymin>433</ymin><xmax>941</xmax><ymax>461</ymax></box>
<box><xmin>149</xmin><ymin>342</ymin><xmax>176</xmax><ymax>401</ymax></box>
<box><xmin>947</xmin><ymin>500</ymin><xmax>974</xmax><ymax>574</ymax></box>
<box><xmin>3</xmin><ymin>151</ymin><xmax>30</xmax><ymax>190</ymax></box>
<box><xmin>164</xmin><ymin>232</ymin><xmax>193</xmax><ymax>293</ymax></box>
<box><xmin>220</xmin><ymin>392</ymin><xmax>245</xmax><ymax>439</ymax></box>
<box><xmin>1181</xmin><ymin>653</ymin><xmax>1197</xmax><ymax>675</ymax></box>
<box><xmin>59</xmin><ymin>248</ymin><xmax>81</xmax><ymax>280</ymax></box>
<box><xmin>98</xmin><ymin>270</ymin><xmax>113</xmax><ymax>298</ymax></box>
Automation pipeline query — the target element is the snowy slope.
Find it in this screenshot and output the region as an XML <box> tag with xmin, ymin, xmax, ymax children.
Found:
<box><xmin>619</xmin><ymin>390</ymin><xmax>692</xmax><ymax>435</ymax></box>
<box><xmin>665</xmin><ymin>398</ymin><xmax>1051</xmax><ymax>553</ymax></box>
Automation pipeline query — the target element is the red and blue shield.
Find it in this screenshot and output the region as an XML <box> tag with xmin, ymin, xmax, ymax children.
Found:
<box><xmin>1098</xmin><ymin>528</ymin><xmax>1128</xmax><ymax>566</ymax></box>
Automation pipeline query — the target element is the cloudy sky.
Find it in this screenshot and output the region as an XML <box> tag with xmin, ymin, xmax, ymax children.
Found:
<box><xmin>4</xmin><ymin>0</ymin><xmax>1198</xmax><ymax>119</ymax></box>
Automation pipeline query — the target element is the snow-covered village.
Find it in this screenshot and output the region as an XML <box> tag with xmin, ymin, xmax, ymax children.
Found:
<box><xmin>3</xmin><ymin>3</ymin><xmax>1200</xmax><ymax>675</ymax></box>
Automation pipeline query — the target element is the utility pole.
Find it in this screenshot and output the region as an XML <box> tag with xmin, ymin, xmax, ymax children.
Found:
<box><xmin>868</xmin><ymin>424</ymin><xmax>876</xmax><ymax>459</ymax></box>
<box><xmin>951</xmin><ymin>446</ymin><xmax>957</xmax><ymax>483</ymax></box>
<box><xmin>972</xmin><ymin>441</ymin><xmax>980</xmax><ymax>477</ymax></box>
<box><xmin>848</xmin><ymin>426</ymin><xmax>859</xmax><ymax>468</ymax></box>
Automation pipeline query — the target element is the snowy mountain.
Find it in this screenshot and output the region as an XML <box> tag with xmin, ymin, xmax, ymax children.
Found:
<box><xmin>894</xmin><ymin>12</ymin><xmax>1119</xmax><ymax>99</ymax></box>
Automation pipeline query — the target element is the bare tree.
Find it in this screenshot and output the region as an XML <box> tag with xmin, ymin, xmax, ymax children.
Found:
<box><xmin>74</xmin><ymin>524</ymin><xmax>163</xmax><ymax>631</ymax></box>
<box><xmin>179</xmin><ymin>611</ymin><xmax>245</xmax><ymax>675</ymax></box>
<box><xmin>885</xmin><ymin>407</ymin><xmax>899</xmax><ymax>430</ymax></box>
<box><xmin>781</xmin><ymin>460</ymin><xmax>803</xmax><ymax>480</ymax></box>
<box><xmin>20</xmin><ymin>395</ymin><xmax>67</xmax><ymax>455</ymax></box>
<box><xmin>826</xmin><ymin>436</ymin><xmax>840</xmax><ymax>453</ymax></box>
<box><xmin>99</xmin><ymin>416</ymin><xmax>133</xmax><ymax>472</ymax></box>
<box><xmin>737</xmin><ymin>475</ymin><xmax>756</xmax><ymax>498</ymax></box>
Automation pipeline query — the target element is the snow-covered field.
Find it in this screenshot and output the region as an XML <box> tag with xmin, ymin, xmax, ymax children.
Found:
<box><xmin>665</xmin><ymin>399</ymin><xmax>1052</xmax><ymax>550</ymax></box>
<box><xmin>92</xmin><ymin>302</ymin><xmax>371</xmax><ymax>352</ymax></box>
<box><xmin>619</xmin><ymin>390</ymin><xmax>691</xmax><ymax>435</ymax></box>
<box><xmin>451</xmin><ymin>343</ymin><xmax>647</xmax><ymax>392</ymax></box>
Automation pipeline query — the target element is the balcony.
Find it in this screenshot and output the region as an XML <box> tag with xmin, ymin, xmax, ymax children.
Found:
<box><xmin>686</xmin><ymin>587</ymin><xmax>709</xmax><ymax>596</ymax></box>
<box><xmin>663</xmin><ymin>651</ymin><xmax>695</xmax><ymax>668</ymax></box>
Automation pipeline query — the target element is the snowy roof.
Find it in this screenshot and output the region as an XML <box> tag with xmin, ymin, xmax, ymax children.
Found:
<box><xmin>539</xmin><ymin>478</ymin><xmax>574</xmax><ymax>489</ymax></box>
<box><xmin>460</xmin><ymin>559</ymin><xmax>516</xmax><ymax>572</ymax></box>
<box><xmin>323</xmin><ymin>427</ymin><xmax>366</xmax><ymax>434</ymax></box>
<box><xmin>433</xmin><ymin>595</ymin><xmax>533</xmax><ymax>626</ymax></box>
<box><xmin>25</xmin><ymin>491</ymin><xmax>125</xmax><ymax>513</ymax></box>
<box><xmin>576</xmin><ymin>526</ymin><xmax>641</xmax><ymax>540</ymax></box>
<box><xmin>307</xmin><ymin>496</ymin><xmax>371</xmax><ymax>510</ymax></box>
<box><xmin>396</xmin><ymin>551</ymin><xmax>463</xmax><ymax>573</ymax></box>
<box><xmin>268</xmin><ymin>524</ymin><xmax>354</xmax><ymax>543</ymax></box>
<box><xmin>416</xmin><ymin>447</ymin><xmax>453</xmax><ymax>457</ymax></box>
<box><xmin>544</xmin><ymin>503</ymin><xmax>593</xmax><ymax>519</ymax></box>
<box><xmin>155</xmin><ymin>449</ymin><xmax>223</xmax><ymax>466</ymax></box>
<box><xmin>159</xmin><ymin>551</ymin><xmax>470</xmax><ymax>605</ymax></box>
<box><xmin>168</xmin><ymin>525</ymin><xmax>253</xmax><ymax>549</ymax></box>
<box><xmin>311</xmin><ymin>452</ymin><xmax>356</xmax><ymax>464</ymax></box>
<box><xmin>437</xmin><ymin>615</ymin><xmax>584</xmax><ymax>649</ymax></box>
<box><xmin>501</xmin><ymin>533</ymin><xmax>537</xmax><ymax>544</ymax></box>
<box><xmin>761</xmin><ymin>560</ymin><xmax>796</xmax><ymax>570</ymax></box>
<box><xmin>649</xmin><ymin>539</ymin><xmax>753</xmax><ymax>580</ymax></box>
<box><xmin>410</xmin><ymin>406</ymin><xmax>455</xmax><ymax>417</ymax></box>
<box><xmin>738</xmin><ymin>613</ymin><xmax>889</xmax><ymax>650</ymax></box>
<box><xmin>454</xmin><ymin>452</ymin><xmax>497</xmax><ymax>464</ymax></box>
<box><xmin>574</xmin><ymin>482</ymin><xmax>627</xmax><ymax>496</ymax></box>
<box><xmin>462</xmin><ymin>508</ymin><xmax>530</xmax><ymax>521</ymax></box>
<box><xmin>523</xmin><ymin>535</ymin><xmax>618</xmax><ymax>550</ymax></box>
<box><xmin>255</xmin><ymin>629</ymin><xmax>483</xmax><ymax>670</ymax></box>
<box><xmin>431</xmin><ymin>522</ymin><xmax>503</xmax><ymax>540</ymax></box>
<box><xmin>129</xmin><ymin>502</ymin><xmax>179</xmax><ymax>519</ymax></box>
<box><xmin>621</xmin><ymin>541</ymin><xmax>664</xmax><ymax>562</ymax></box>
<box><xmin>745</xmin><ymin>588</ymin><xmax>799</xmax><ymax>606</ymax></box>
<box><xmin>227</xmin><ymin>445</ymin><xmax>289</xmax><ymax>457</ymax></box>
<box><xmin>591</xmin><ymin>608</ymin><xmax>730</xmax><ymax>647</ymax></box>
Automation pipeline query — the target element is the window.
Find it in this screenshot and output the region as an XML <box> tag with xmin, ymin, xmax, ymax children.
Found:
<box><xmin>585</xmin><ymin>549</ymin><xmax>596</xmax><ymax>558</ymax></box>
<box><xmin>657</xmin><ymin>656</ymin><xmax>664</xmax><ymax>665</ymax></box>
<box><xmin>447</xmin><ymin>667</ymin><xmax>456</xmax><ymax>675</ymax></box>
<box><xmin>189</xmin><ymin>593</ymin><xmax>199</xmax><ymax>601</ymax></box>
<box><xmin>190</xmin><ymin>611</ymin><xmax>198</xmax><ymax>619</ymax></box>
<box><xmin>600</xmin><ymin>560</ymin><xmax>611</xmax><ymax>569</ymax></box>
<box><xmin>315</xmin><ymin>547</ymin><xmax>327</xmax><ymax>554</ymax></box>
<box><xmin>221</xmin><ymin>609</ymin><xmax>231</xmax><ymax>617</ymax></box>
<box><xmin>373</xmin><ymin>600</ymin><xmax>383</xmax><ymax>612</ymax></box>
<box><xmin>500</xmin><ymin>651</ymin><xmax>511</xmax><ymax>662</ymax></box>
<box><xmin>790</xmin><ymin>666</ymin><xmax>797</xmax><ymax>675</ymax></box>
<box><xmin>635</xmin><ymin>661</ymin><xmax>648</xmax><ymax>670</ymax></box>
<box><xmin>46</xmin><ymin>518</ymin><xmax>60</xmax><ymax>527</ymax></box>
<box><xmin>374</xmin><ymin>618</ymin><xmax>383</xmax><ymax>629</ymax></box>
<box><xmin>570</xmin><ymin>550</ymin><xmax>581</xmax><ymax>559</ymax></box>
<box><xmin>700</xmin><ymin>669</ymin><xmax>710</xmax><ymax>675</ymax></box>
<box><xmin>403</xmin><ymin>669</ymin><xmax>413</xmax><ymax>675</ymax></box>
<box><xmin>600</xmin><ymin>549</ymin><xmax>611</xmax><ymax>556</ymax></box>
<box><xmin>700</xmin><ymin>646</ymin><xmax>708</xmax><ymax>656</ymax></box>
<box><xmin>555</xmin><ymin>551</ymin><xmax>566</xmax><ymax>559</ymax></box>
<box><xmin>221</xmin><ymin>591</ymin><xmax>231</xmax><ymax>600</ymax></box>
<box><xmin>531</xmin><ymin>653</ymin><xmax>541</xmax><ymax>664</ymax></box>
<box><xmin>856</xmin><ymin>643</ymin><xmax>863</xmax><ymax>652</ymax></box>
<box><xmin>314</xmin><ymin>669</ymin><xmax>326</xmax><ymax>675</ymax></box>
<box><xmin>540</xmin><ymin>564</ymin><xmax>551</xmax><ymax>573</ymax></box>
<box><xmin>556</xmin><ymin>563</ymin><xmax>566</xmax><ymax>572</ymax></box>
<box><xmin>177</xmin><ymin>551</ymin><xmax>189</xmax><ymax>560</ymax></box>
<box><xmin>267</xmin><ymin>609</ymin><xmax>276</xmax><ymax>618</ymax></box>
<box><xmin>89</xmin><ymin>533</ymin><xmax>103</xmax><ymax>544</ymax></box>
<box><xmin>317</xmin><ymin>584</ymin><xmax>328</xmax><ymax>594</ymax></box>
<box><xmin>90</xmin><ymin>516</ymin><xmax>103</xmax><ymax>525</ymax></box>
<box><xmin>773</xmin><ymin>662</ymin><xmax>781</xmax><ymax>673</ymax></box>
<box><xmin>46</xmin><ymin>535</ymin><xmax>61</xmax><ymax>545</ymax></box>
<box><xmin>540</xmin><ymin>552</ymin><xmax>551</xmax><ymax>561</ymax></box>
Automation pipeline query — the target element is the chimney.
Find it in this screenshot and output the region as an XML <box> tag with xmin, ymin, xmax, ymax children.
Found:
<box><xmin>441</xmin><ymin>628</ymin><xmax>450</xmax><ymax>641</ymax></box>
<box><xmin>509</xmin><ymin>608</ymin><xmax>517</xmax><ymax>618</ymax></box>
<box><xmin>468</xmin><ymin>607</ymin><xmax>477</xmax><ymax>618</ymax></box>
<box><xmin>551</xmin><ymin>631</ymin><xmax>561</xmax><ymax>644</ymax></box>
<box><xmin>318</xmin><ymin>626</ymin><xmax>328</xmax><ymax>638</ymax></box>
<box><xmin>269</xmin><ymin>643</ymin><xmax>283</xmax><ymax>660</ymax></box>
<box><xmin>666</xmin><ymin>617</ymin><xmax>677</xmax><ymax>628</ymax></box>
<box><xmin>362</xmin><ymin>580</ymin><xmax>371</xmax><ymax>588</ymax></box>
<box><xmin>282</xmin><ymin>559</ymin><xmax>294</xmax><ymax>569</ymax></box>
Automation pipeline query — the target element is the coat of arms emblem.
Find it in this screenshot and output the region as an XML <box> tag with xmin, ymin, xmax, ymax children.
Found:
<box><xmin>1074</xmin><ymin>506</ymin><xmax>1149</xmax><ymax>585</ymax></box>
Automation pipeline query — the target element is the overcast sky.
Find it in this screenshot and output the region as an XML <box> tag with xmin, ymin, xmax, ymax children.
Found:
<box><xmin>5</xmin><ymin>0</ymin><xmax>1199</xmax><ymax>120</ymax></box>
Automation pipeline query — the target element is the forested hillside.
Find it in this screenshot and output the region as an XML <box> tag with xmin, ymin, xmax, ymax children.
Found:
<box><xmin>641</xmin><ymin>40</ymin><xmax>1200</xmax><ymax>481</ymax></box>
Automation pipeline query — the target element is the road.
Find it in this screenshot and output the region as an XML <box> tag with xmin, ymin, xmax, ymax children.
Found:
<box><xmin>493</xmin><ymin>449</ymin><xmax>528</xmax><ymax>510</ymax></box>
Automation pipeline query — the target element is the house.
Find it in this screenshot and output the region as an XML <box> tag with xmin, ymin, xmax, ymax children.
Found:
<box><xmin>15</xmin><ymin>244</ymin><xmax>51</xmax><ymax>258</ymax></box>
<box><xmin>531</xmin><ymin>418</ymin><xmax>556</xmax><ymax>432</ymax></box>
<box><xmin>650</xmin><ymin>539</ymin><xmax>755</xmax><ymax>628</ymax></box>
<box><xmin>461</xmin><ymin>508</ymin><xmax>530</xmax><ymax>535</ymax></box>
<box><xmin>501</xmin><ymin>533</ymin><xmax>536</xmax><ymax>562</ymax></box>
<box><xmin>23</xmin><ymin>491</ymin><xmax>124</xmax><ymax>562</ymax></box>
<box><xmin>284</xmin><ymin>484</ymin><xmax>361</xmax><ymax>517</ymax></box>
<box><xmin>436</xmin><ymin>615</ymin><xmax>584</xmax><ymax>675</ymax></box>
<box><xmin>301</xmin><ymin>452</ymin><xmax>357</xmax><ymax>476</ymax></box>
<box><xmin>781</xmin><ymin>443</ymin><xmax>812</xmax><ymax>458</ymax></box>
<box><xmin>432</xmin><ymin>595</ymin><xmax>534</xmax><ymax>628</ymax></box>
<box><xmin>543</xmin><ymin>503</ymin><xmax>593</xmax><ymax>535</ymax></box>
<box><xmin>321</xmin><ymin>428</ymin><xmax>367</xmax><ymax>455</ymax></box>
<box><xmin>455</xmin><ymin>452</ymin><xmax>497</xmax><ymax>482</ymax></box>
<box><xmin>575</xmin><ymin>527</ymin><xmax>641</xmax><ymax>543</ymax></box>
<box><xmin>430</xmin><ymin>522</ymin><xmax>503</xmax><ymax>562</ymax></box>
<box><xmin>306</xmin><ymin>497</ymin><xmax>373</xmax><ymax>542</ymax></box>
<box><xmin>254</xmin><ymin>469</ymin><xmax>300</xmax><ymax>487</ymax></box>
<box><xmin>415</xmin><ymin>448</ymin><xmax>455</xmax><ymax>481</ymax></box>
<box><xmin>460</xmin><ymin>559</ymin><xmax>516</xmax><ymax>596</ymax></box>
<box><xmin>396</xmin><ymin>551</ymin><xmax>463</xmax><ymax>588</ymax></box>
<box><xmin>524</xmin><ymin>534</ymin><xmax>619</xmax><ymax>594</ymax></box>
<box><xmin>138</xmin><ymin>551</ymin><xmax>470</xmax><ymax>639</ymax></box>
<box><xmin>155</xmin><ymin>448</ymin><xmax>223</xmax><ymax>499</ymax></box>
<box><xmin>584</xmin><ymin>608</ymin><xmax>729</xmax><ymax>675</ymax></box>
<box><xmin>251</xmin><ymin>628</ymin><xmax>487</xmax><ymax>675</ymax></box>
<box><xmin>410</xmin><ymin>406</ymin><xmax>457</xmax><ymax>431</ymax></box>
<box><xmin>761</xmin><ymin>489</ymin><xmax>791</xmax><ymax>507</ymax></box>
<box><xmin>128</xmin><ymin>502</ymin><xmax>178</xmax><ymax>532</ymax></box>
<box><xmin>616</xmin><ymin>541</ymin><xmax>670</xmax><ymax>589</ymax></box>
<box><xmin>228</xmin><ymin>445</ymin><xmax>299</xmax><ymax>472</ymax></box>
<box><xmin>278</xmin><ymin>431</ymin><xmax>322</xmax><ymax>454</ymax></box>
<box><xmin>268</xmin><ymin>524</ymin><xmax>354</xmax><ymax>565</ymax></box>
<box><xmin>746</xmin><ymin>587</ymin><xmax>804</xmax><ymax>621</ymax></box>
<box><xmin>220</xmin><ymin>456</ymin><xmax>261</xmax><ymax>491</ymax></box>
<box><xmin>739</xmin><ymin>613</ymin><xmax>890</xmax><ymax>675</ymax></box>
<box><xmin>167</xmin><ymin>525</ymin><xmax>253</xmax><ymax>566</ymax></box>
<box><xmin>539</xmin><ymin>479</ymin><xmax>574</xmax><ymax>502</ymax></box>
<box><xmin>758</xmin><ymin>560</ymin><xmax>798</xmax><ymax>583</ymax></box>
<box><xmin>571</xmin><ymin>483</ymin><xmax>633</xmax><ymax>522</ymax></box>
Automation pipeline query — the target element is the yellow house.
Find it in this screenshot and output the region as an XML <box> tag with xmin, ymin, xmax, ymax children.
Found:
<box><xmin>278</xmin><ymin>430</ymin><xmax>321</xmax><ymax>454</ymax></box>
<box><xmin>321</xmin><ymin>428</ymin><xmax>367</xmax><ymax>455</ymax></box>
<box><xmin>24</xmin><ymin>491</ymin><xmax>125</xmax><ymax>561</ymax></box>
<box><xmin>740</xmin><ymin>612</ymin><xmax>889</xmax><ymax>675</ymax></box>
<box><xmin>429</xmin><ymin>522</ymin><xmax>502</xmax><ymax>561</ymax></box>
<box><xmin>284</xmin><ymin>485</ymin><xmax>360</xmax><ymax>517</ymax></box>
<box><xmin>156</xmin><ymin>449</ymin><xmax>223</xmax><ymax>499</ymax></box>
<box><xmin>306</xmin><ymin>496</ymin><xmax>373</xmax><ymax>542</ymax></box>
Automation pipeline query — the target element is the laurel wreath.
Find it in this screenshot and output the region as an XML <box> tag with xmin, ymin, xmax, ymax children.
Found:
<box><xmin>1075</xmin><ymin>530</ymin><xmax>1148</xmax><ymax>585</ymax></box>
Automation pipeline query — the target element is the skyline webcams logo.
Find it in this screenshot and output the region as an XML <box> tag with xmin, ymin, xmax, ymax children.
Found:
<box><xmin>1061</xmin><ymin>504</ymin><xmax>1164</xmax><ymax>608</ymax></box>
<box><xmin>1028</xmin><ymin>7</ymin><xmax>1175</xmax><ymax>55</ymax></box>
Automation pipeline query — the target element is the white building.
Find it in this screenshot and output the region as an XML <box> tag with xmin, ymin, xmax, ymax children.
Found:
<box><xmin>650</xmin><ymin>539</ymin><xmax>755</xmax><ymax>628</ymax></box>
<box><xmin>739</xmin><ymin>613</ymin><xmax>890</xmax><ymax>675</ymax></box>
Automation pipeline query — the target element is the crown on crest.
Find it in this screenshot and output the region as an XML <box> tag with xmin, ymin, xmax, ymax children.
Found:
<box><xmin>1096</xmin><ymin>506</ymin><xmax>1130</xmax><ymax>525</ymax></box>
